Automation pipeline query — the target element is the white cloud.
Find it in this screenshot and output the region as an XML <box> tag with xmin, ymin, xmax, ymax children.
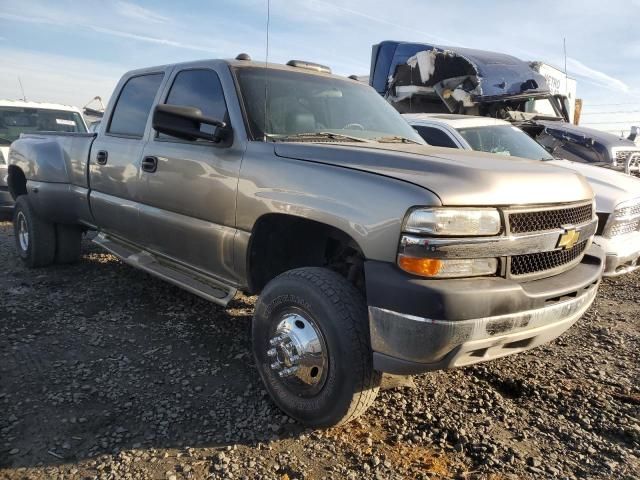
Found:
<box><xmin>89</xmin><ymin>26</ymin><xmax>217</xmax><ymax>54</ymax></box>
<box><xmin>0</xmin><ymin>10</ymin><xmax>245</xmax><ymax>57</ymax></box>
<box><xmin>566</xmin><ymin>57</ymin><xmax>630</xmax><ymax>93</ymax></box>
<box><xmin>115</xmin><ymin>1</ymin><xmax>169</xmax><ymax>24</ymax></box>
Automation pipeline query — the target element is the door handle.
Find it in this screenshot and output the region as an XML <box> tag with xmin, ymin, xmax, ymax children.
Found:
<box><xmin>141</xmin><ymin>156</ymin><xmax>158</xmax><ymax>173</ymax></box>
<box><xmin>96</xmin><ymin>150</ymin><xmax>108</xmax><ymax>165</ymax></box>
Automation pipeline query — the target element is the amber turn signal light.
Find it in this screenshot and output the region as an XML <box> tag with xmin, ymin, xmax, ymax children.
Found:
<box><xmin>398</xmin><ymin>256</ymin><xmax>443</xmax><ymax>276</ymax></box>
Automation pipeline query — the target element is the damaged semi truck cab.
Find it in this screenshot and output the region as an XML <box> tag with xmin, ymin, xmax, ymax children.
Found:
<box><xmin>8</xmin><ymin>56</ymin><xmax>603</xmax><ymax>427</ymax></box>
<box><xmin>370</xmin><ymin>41</ymin><xmax>640</xmax><ymax>176</ymax></box>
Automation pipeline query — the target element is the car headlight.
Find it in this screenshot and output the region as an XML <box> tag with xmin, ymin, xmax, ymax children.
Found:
<box><xmin>604</xmin><ymin>198</ymin><xmax>640</xmax><ymax>237</ymax></box>
<box><xmin>398</xmin><ymin>207</ymin><xmax>501</xmax><ymax>278</ymax></box>
<box><xmin>403</xmin><ymin>208</ymin><xmax>501</xmax><ymax>236</ymax></box>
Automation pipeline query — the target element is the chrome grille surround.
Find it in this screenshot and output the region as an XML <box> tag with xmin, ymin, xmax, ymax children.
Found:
<box><xmin>604</xmin><ymin>199</ymin><xmax>640</xmax><ymax>238</ymax></box>
<box><xmin>503</xmin><ymin>201</ymin><xmax>595</xmax><ymax>280</ymax></box>
<box><xmin>612</xmin><ymin>148</ymin><xmax>640</xmax><ymax>175</ymax></box>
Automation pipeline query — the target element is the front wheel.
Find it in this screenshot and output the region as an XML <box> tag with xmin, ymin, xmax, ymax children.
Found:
<box><xmin>252</xmin><ymin>267</ymin><xmax>381</xmax><ymax>427</ymax></box>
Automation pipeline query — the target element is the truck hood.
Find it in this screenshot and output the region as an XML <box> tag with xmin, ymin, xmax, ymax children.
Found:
<box><xmin>548</xmin><ymin>159</ymin><xmax>640</xmax><ymax>212</ymax></box>
<box><xmin>537</xmin><ymin>120</ymin><xmax>638</xmax><ymax>149</ymax></box>
<box><xmin>274</xmin><ymin>142</ymin><xmax>593</xmax><ymax>206</ymax></box>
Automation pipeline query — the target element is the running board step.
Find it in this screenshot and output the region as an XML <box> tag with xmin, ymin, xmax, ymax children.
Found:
<box><xmin>93</xmin><ymin>233</ymin><xmax>236</xmax><ymax>306</ymax></box>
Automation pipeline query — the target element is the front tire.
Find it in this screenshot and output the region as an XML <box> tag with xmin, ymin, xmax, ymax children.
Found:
<box><xmin>13</xmin><ymin>195</ymin><xmax>56</xmax><ymax>268</ymax></box>
<box><xmin>252</xmin><ymin>267</ymin><xmax>381</xmax><ymax>427</ymax></box>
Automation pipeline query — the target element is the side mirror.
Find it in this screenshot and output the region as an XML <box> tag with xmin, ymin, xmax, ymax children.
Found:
<box><xmin>152</xmin><ymin>104</ymin><xmax>230</xmax><ymax>144</ymax></box>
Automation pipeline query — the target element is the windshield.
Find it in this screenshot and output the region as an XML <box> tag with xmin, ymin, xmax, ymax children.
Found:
<box><xmin>0</xmin><ymin>107</ymin><xmax>87</xmax><ymax>145</ymax></box>
<box><xmin>457</xmin><ymin>125</ymin><xmax>553</xmax><ymax>161</ymax></box>
<box><xmin>235</xmin><ymin>67</ymin><xmax>425</xmax><ymax>144</ymax></box>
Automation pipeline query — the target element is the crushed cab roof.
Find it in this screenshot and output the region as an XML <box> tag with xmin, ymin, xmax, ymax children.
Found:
<box><xmin>370</xmin><ymin>41</ymin><xmax>549</xmax><ymax>103</ymax></box>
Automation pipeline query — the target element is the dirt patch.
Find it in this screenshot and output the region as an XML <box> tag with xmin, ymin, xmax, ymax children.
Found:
<box><xmin>0</xmin><ymin>221</ymin><xmax>638</xmax><ymax>479</ymax></box>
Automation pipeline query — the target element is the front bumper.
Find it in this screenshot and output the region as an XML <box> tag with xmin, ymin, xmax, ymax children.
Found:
<box><xmin>366</xmin><ymin>245</ymin><xmax>604</xmax><ymax>375</ymax></box>
<box><xmin>593</xmin><ymin>232</ymin><xmax>640</xmax><ymax>276</ymax></box>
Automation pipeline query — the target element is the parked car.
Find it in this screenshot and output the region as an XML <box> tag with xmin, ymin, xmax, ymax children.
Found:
<box><xmin>369</xmin><ymin>41</ymin><xmax>640</xmax><ymax>176</ymax></box>
<box><xmin>405</xmin><ymin>113</ymin><xmax>640</xmax><ymax>276</ymax></box>
<box><xmin>7</xmin><ymin>56</ymin><xmax>604</xmax><ymax>427</ymax></box>
<box><xmin>0</xmin><ymin>100</ymin><xmax>88</xmax><ymax>215</ymax></box>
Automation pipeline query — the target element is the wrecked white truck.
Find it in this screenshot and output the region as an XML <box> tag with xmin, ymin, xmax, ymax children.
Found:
<box><xmin>369</xmin><ymin>41</ymin><xmax>640</xmax><ymax>176</ymax></box>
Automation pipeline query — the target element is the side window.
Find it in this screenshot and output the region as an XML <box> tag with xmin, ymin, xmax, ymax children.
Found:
<box><xmin>160</xmin><ymin>69</ymin><xmax>228</xmax><ymax>140</ymax></box>
<box><xmin>108</xmin><ymin>73</ymin><xmax>164</xmax><ymax>137</ymax></box>
<box><xmin>413</xmin><ymin>126</ymin><xmax>458</xmax><ymax>148</ymax></box>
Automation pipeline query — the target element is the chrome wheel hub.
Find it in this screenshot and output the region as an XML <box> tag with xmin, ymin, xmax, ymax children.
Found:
<box><xmin>17</xmin><ymin>212</ymin><xmax>29</xmax><ymax>252</ymax></box>
<box><xmin>267</xmin><ymin>311</ymin><xmax>327</xmax><ymax>395</ymax></box>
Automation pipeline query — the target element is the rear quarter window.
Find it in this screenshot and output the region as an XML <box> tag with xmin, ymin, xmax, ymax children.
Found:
<box><xmin>108</xmin><ymin>73</ymin><xmax>164</xmax><ymax>137</ymax></box>
<box><xmin>412</xmin><ymin>125</ymin><xmax>458</xmax><ymax>148</ymax></box>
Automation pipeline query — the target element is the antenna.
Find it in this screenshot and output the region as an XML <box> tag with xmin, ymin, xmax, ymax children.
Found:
<box><xmin>262</xmin><ymin>0</ymin><xmax>271</xmax><ymax>141</ymax></box>
<box><xmin>17</xmin><ymin>76</ymin><xmax>27</xmax><ymax>101</ymax></box>
<box><xmin>563</xmin><ymin>37</ymin><xmax>568</xmax><ymax>86</ymax></box>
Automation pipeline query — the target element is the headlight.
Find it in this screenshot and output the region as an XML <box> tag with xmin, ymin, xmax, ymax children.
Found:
<box><xmin>398</xmin><ymin>256</ymin><xmax>498</xmax><ymax>278</ymax></box>
<box><xmin>604</xmin><ymin>198</ymin><xmax>640</xmax><ymax>237</ymax></box>
<box><xmin>403</xmin><ymin>208</ymin><xmax>501</xmax><ymax>236</ymax></box>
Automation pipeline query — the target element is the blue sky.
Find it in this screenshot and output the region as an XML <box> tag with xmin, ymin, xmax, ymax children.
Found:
<box><xmin>0</xmin><ymin>0</ymin><xmax>639</xmax><ymax>135</ymax></box>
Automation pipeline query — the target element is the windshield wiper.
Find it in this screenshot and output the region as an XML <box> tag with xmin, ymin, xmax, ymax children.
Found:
<box><xmin>268</xmin><ymin>132</ymin><xmax>372</xmax><ymax>143</ymax></box>
<box><xmin>376</xmin><ymin>135</ymin><xmax>421</xmax><ymax>145</ymax></box>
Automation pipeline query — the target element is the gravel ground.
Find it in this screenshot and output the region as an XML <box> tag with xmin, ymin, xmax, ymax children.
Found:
<box><xmin>0</xmin><ymin>219</ymin><xmax>638</xmax><ymax>480</ymax></box>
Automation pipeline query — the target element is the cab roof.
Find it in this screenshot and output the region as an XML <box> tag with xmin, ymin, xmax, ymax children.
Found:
<box><xmin>125</xmin><ymin>57</ymin><xmax>350</xmax><ymax>82</ymax></box>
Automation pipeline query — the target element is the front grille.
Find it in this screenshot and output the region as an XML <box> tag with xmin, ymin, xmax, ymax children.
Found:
<box><xmin>616</xmin><ymin>202</ymin><xmax>640</xmax><ymax>219</ymax></box>
<box><xmin>510</xmin><ymin>241</ymin><xmax>588</xmax><ymax>276</ymax></box>
<box><xmin>508</xmin><ymin>204</ymin><xmax>593</xmax><ymax>234</ymax></box>
<box><xmin>614</xmin><ymin>149</ymin><xmax>640</xmax><ymax>164</ymax></box>
<box><xmin>609</xmin><ymin>220</ymin><xmax>640</xmax><ymax>237</ymax></box>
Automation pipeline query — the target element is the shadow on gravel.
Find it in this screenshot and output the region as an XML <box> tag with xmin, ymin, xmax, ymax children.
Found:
<box><xmin>0</xmin><ymin>238</ymin><xmax>306</xmax><ymax>470</ymax></box>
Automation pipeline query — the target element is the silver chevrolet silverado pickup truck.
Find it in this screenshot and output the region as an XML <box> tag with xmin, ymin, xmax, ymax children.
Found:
<box><xmin>7</xmin><ymin>56</ymin><xmax>604</xmax><ymax>427</ymax></box>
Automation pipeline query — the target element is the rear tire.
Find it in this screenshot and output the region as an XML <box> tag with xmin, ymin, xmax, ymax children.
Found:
<box><xmin>252</xmin><ymin>267</ymin><xmax>381</xmax><ymax>427</ymax></box>
<box><xmin>13</xmin><ymin>195</ymin><xmax>56</xmax><ymax>268</ymax></box>
<box><xmin>55</xmin><ymin>224</ymin><xmax>82</xmax><ymax>264</ymax></box>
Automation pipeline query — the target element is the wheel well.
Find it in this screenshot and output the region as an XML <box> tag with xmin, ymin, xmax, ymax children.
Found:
<box><xmin>8</xmin><ymin>166</ymin><xmax>27</xmax><ymax>199</ymax></box>
<box><xmin>248</xmin><ymin>214</ymin><xmax>365</xmax><ymax>294</ymax></box>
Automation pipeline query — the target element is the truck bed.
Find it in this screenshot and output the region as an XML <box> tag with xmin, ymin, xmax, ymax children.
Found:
<box><xmin>9</xmin><ymin>132</ymin><xmax>97</xmax><ymax>225</ymax></box>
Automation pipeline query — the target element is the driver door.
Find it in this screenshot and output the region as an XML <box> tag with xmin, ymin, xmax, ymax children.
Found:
<box><xmin>137</xmin><ymin>66</ymin><xmax>244</xmax><ymax>283</ymax></box>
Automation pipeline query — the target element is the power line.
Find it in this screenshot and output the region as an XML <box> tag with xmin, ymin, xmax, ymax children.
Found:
<box><xmin>582</xmin><ymin>120</ymin><xmax>640</xmax><ymax>125</ymax></box>
<box><xmin>583</xmin><ymin>103</ymin><xmax>640</xmax><ymax>107</ymax></box>
<box><xmin>581</xmin><ymin>110</ymin><xmax>640</xmax><ymax>115</ymax></box>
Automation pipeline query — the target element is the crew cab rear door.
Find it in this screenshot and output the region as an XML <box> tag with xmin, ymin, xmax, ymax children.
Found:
<box><xmin>136</xmin><ymin>64</ymin><xmax>244</xmax><ymax>283</ymax></box>
<box><xmin>89</xmin><ymin>70</ymin><xmax>167</xmax><ymax>243</ymax></box>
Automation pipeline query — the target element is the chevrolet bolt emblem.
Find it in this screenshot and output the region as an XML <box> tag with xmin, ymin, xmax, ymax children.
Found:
<box><xmin>557</xmin><ymin>228</ymin><xmax>579</xmax><ymax>250</ymax></box>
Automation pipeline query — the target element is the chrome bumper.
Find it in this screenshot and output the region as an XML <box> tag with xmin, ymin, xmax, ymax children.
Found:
<box><xmin>593</xmin><ymin>232</ymin><xmax>640</xmax><ymax>276</ymax></box>
<box><xmin>370</xmin><ymin>283</ymin><xmax>598</xmax><ymax>374</ymax></box>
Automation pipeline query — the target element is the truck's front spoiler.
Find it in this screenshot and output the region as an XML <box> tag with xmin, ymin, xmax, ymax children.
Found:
<box><xmin>370</xmin><ymin>283</ymin><xmax>597</xmax><ymax>375</ymax></box>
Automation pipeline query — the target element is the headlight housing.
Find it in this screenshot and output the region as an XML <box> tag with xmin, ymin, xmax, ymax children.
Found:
<box><xmin>398</xmin><ymin>256</ymin><xmax>498</xmax><ymax>278</ymax></box>
<box><xmin>604</xmin><ymin>198</ymin><xmax>640</xmax><ymax>238</ymax></box>
<box><xmin>398</xmin><ymin>207</ymin><xmax>501</xmax><ymax>278</ymax></box>
<box><xmin>403</xmin><ymin>208</ymin><xmax>501</xmax><ymax>236</ymax></box>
